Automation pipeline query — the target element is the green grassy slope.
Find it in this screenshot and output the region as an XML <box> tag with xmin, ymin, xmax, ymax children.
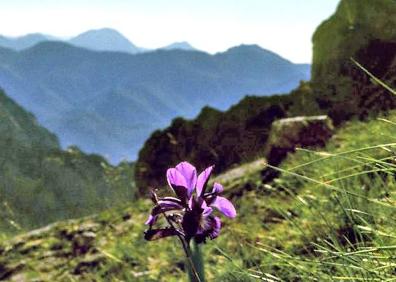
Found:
<box><xmin>0</xmin><ymin>89</ymin><xmax>135</xmax><ymax>235</ymax></box>
<box><xmin>2</xmin><ymin>112</ymin><xmax>396</xmax><ymax>281</ymax></box>
<box><xmin>0</xmin><ymin>89</ymin><xmax>59</xmax><ymax>149</ymax></box>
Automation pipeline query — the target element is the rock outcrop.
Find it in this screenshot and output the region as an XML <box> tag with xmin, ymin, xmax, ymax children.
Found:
<box><xmin>311</xmin><ymin>0</ymin><xmax>396</xmax><ymax>124</ymax></box>
<box><xmin>264</xmin><ymin>115</ymin><xmax>334</xmax><ymax>165</ymax></box>
<box><xmin>135</xmin><ymin>95</ymin><xmax>293</xmax><ymax>194</ymax></box>
<box><xmin>262</xmin><ymin>115</ymin><xmax>334</xmax><ymax>182</ymax></box>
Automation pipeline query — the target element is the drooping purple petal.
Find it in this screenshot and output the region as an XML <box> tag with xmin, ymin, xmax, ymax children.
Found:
<box><xmin>150</xmin><ymin>200</ymin><xmax>184</xmax><ymax>218</ymax></box>
<box><xmin>195</xmin><ymin>215</ymin><xmax>222</xmax><ymax>243</ymax></box>
<box><xmin>209</xmin><ymin>216</ymin><xmax>221</xmax><ymax>239</ymax></box>
<box><xmin>144</xmin><ymin>228</ymin><xmax>178</xmax><ymax>241</ymax></box>
<box><xmin>201</xmin><ymin>200</ymin><xmax>213</xmax><ymax>217</ymax></box>
<box><xmin>167</xmin><ymin>168</ymin><xmax>189</xmax><ymax>200</ymax></box>
<box><xmin>145</xmin><ymin>214</ymin><xmax>158</xmax><ymax>226</ymax></box>
<box><xmin>175</xmin><ymin>162</ymin><xmax>197</xmax><ymax>197</ymax></box>
<box><xmin>211</xmin><ymin>196</ymin><xmax>237</xmax><ymax>218</ymax></box>
<box><xmin>196</xmin><ymin>165</ymin><xmax>214</xmax><ymax>196</ymax></box>
<box><xmin>161</xmin><ymin>197</ymin><xmax>182</xmax><ymax>204</ymax></box>
<box><xmin>202</xmin><ymin>207</ymin><xmax>213</xmax><ymax>218</ymax></box>
<box><xmin>212</xmin><ymin>182</ymin><xmax>224</xmax><ymax>194</ymax></box>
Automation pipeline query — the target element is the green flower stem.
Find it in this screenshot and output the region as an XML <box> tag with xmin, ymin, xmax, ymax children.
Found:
<box><xmin>191</xmin><ymin>240</ymin><xmax>205</xmax><ymax>282</ymax></box>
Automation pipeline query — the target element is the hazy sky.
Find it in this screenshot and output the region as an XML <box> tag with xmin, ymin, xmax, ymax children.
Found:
<box><xmin>0</xmin><ymin>0</ymin><xmax>340</xmax><ymax>63</ymax></box>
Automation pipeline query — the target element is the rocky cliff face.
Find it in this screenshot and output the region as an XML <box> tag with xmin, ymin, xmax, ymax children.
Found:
<box><xmin>311</xmin><ymin>0</ymin><xmax>396</xmax><ymax>124</ymax></box>
<box><xmin>135</xmin><ymin>84</ymin><xmax>316</xmax><ymax>193</ymax></box>
<box><xmin>261</xmin><ymin>115</ymin><xmax>334</xmax><ymax>182</ymax></box>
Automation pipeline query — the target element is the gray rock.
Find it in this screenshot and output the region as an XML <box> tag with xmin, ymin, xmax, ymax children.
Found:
<box><xmin>262</xmin><ymin>115</ymin><xmax>334</xmax><ymax>182</ymax></box>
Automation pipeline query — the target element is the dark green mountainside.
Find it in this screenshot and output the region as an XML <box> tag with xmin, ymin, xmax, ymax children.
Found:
<box><xmin>0</xmin><ymin>88</ymin><xmax>135</xmax><ymax>234</ymax></box>
<box><xmin>135</xmin><ymin>0</ymin><xmax>396</xmax><ymax>192</ymax></box>
<box><xmin>0</xmin><ymin>89</ymin><xmax>59</xmax><ymax>149</ymax></box>
<box><xmin>135</xmin><ymin>83</ymin><xmax>318</xmax><ymax>193</ymax></box>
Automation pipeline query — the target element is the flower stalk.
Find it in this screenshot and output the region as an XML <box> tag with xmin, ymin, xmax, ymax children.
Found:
<box><xmin>155</xmin><ymin>192</ymin><xmax>202</xmax><ymax>282</ymax></box>
<box><xmin>189</xmin><ymin>240</ymin><xmax>205</xmax><ymax>282</ymax></box>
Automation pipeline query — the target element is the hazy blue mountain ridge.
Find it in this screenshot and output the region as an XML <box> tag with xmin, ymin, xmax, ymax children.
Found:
<box><xmin>0</xmin><ymin>41</ymin><xmax>310</xmax><ymax>162</ymax></box>
<box><xmin>0</xmin><ymin>28</ymin><xmax>200</xmax><ymax>53</ymax></box>
<box><xmin>0</xmin><ymin>33</ymin><xmax>51</xmax><ymax>51</ymax></box>
<box><xmin>69</xmin><ymin>28</ymin><xmax>142</xmax><ymax>53</ymax></box>
<box><xmin>160</xmin><ymin>41</ymin><xmax>197</xmax><ymax>51</ymax></box>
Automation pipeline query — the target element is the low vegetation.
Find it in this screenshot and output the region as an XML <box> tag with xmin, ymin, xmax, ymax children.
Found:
<box><xmin>2</xmin><ymin>111</ymin><xmax>396</xmax><ymax>281</ymax></box>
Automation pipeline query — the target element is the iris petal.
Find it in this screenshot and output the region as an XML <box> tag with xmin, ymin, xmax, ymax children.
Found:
<box><xmin>212</xmin><ymin>182</ymin><xmax>224</xmax><ymax>194</ymax></box>
<box><xmin>153</xmin><ymin>200</ymin><xmax>184</xmax><ymax>214</ymax></box>
<box><xmin>196</xmin><ymin>165</ymin><xmax>214</xmax><ymax>196</ymax></box>
<box><xmin>202</xmin><ymin>206</ymin><xmax>213</xmax><ymax>217</ymax></box>
<box><xmin>209</xmin><ymin>216</ymin><xmax>221</xmax><ymax>239</ymax></box>
<box><xmin>167</xmin><ymin>168</ymin><xmax>188</xmax><ymax>188</ymax></box>
<box><xmin>145</xmin><ymin>214</ymin><xmax>157</xmax><ymax>226</ymax></box>
<box><xmin>144</xmin><ymin>228</ymin><xmax>178</xmax><ymax>241</ymax></box>
<box><xmin>147</xmin><ymin>200</ymin><xmax>184</xmax><ymax>224</ymax></box>
<box><xmin>167</xmin><ymin>168</ymin><xmax>189</xmax><ymax>200</ymax></box>
<box><xmin>175</xmin><ymin>162</ymin><xmax>197</xmax><ymax>197</ymax></box>
<box><xmin>211</xmin><ymin>196</ymin><xmax>237</xmax><ymax>218</ymax></box>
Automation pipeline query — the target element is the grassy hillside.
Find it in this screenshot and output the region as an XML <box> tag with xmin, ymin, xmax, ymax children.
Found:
<box><xmin>0</xmin><ymin>88</ymin><xmax>59</xmax><ymax>149</ymax></box>
<box><xmin>2</xmin><ymin>109</ymin><xmax>396</xmax><ymax>281</ymax></box>
<box><xmin>0</xmin><ymin>89</ymin><xmax>135</xmax><ymax>235</ymax></box>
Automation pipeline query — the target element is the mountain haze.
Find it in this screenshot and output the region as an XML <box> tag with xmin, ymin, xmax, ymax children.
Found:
<box><xmin>160</xmin><ymin>41</ymin><xmax>197</xmax><ymax>51</ymax></box>
<box><xmin>0</xmin><ymin>29</ymin><xmax>199</xmax><ymax>53</ymax></box>
<box><xmin>0</xmin><ymin>29</ymin><xmax>142</xmax><ymax>53</ymax></box>
<box><xmin>0</xmin><ymin>41</ymin><xmax>310</xmax><ymax>162</ymax></box>
<box><xmin>69</xmin><ymin>28</ymin><xmax>142</xmax><ymax>53</ymax></box>
<box><xmin>0</xmin><ymin>33</ymin><xmax>51</xmax><ymax>51</ymax></box>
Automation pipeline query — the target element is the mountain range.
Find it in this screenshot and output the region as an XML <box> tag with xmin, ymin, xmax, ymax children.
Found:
<box><xmin>0</xmin><ymin>28</ymin><xmax>197</xmax><ymax>53</ymax></box>
<box><xmin>0</xmin><ymin>41</ymin><xmax>310</xmax><ymax>162</ymax></box>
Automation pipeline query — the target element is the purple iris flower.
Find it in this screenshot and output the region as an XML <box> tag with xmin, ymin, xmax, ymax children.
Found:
<box><xmin>144</xmin><ymin>161</ymin><xmax>236</xmax><ymax>244</ymax></box>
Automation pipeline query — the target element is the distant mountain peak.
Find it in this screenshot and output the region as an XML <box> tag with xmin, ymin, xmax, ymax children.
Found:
<box><xmin>69</xmin><ymin>28</ymin><xmax>142</xmax><ymax>54</ymax></box>
<box><xmin>224</xmin><ymin>44</ymin><xmax>268</xmax><ymax>54</ymax></box>
<box><xmin>0</xmin><ymin>33</ymin><xmax>51</xmax><ymax>50</ymax></box>
<box><xmin>160</xmin><ymin>41</ymin><xmax>198</xmax><ymax>51</ymax></box>
<box><xmin>76</xmin><ymin>28</ymin><xmax>124</xmax><ymax>37</ymax></box>
<box><xmin>221</xmin><ymin>44</ymin><xmax>293</xmax><ymax>64</ymax></box>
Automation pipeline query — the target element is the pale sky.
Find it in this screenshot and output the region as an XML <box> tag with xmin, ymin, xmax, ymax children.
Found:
<box><xmin>0</xmin><ymin>0</ymin><xmax>340</xmax><ymax>63</ymax></box>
